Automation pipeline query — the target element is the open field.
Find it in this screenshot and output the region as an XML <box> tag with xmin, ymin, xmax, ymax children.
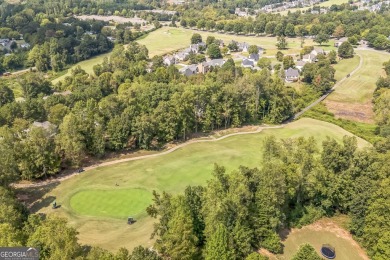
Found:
<box><xmin>21</xmin><ymin>118</ymin><xmax>369</xmax><ymax>251</ymax></box>
<box><xmin>276</xmin><ymin>217</ymin><xmax>369</xmax><ymax>260</ymax></box>
<box><xmin>52</xmin><ymin>52</ymin><xmax>111</xmax><ymax>84</ymax></box>
<box><xmin>278</xmin><ymin>0</ymin><xmax>350</xmax><ymax>15</ymax></box>
<box><xmin>325</xmin><ymin>49</ymin><xmax>390</xmax><ymax>123</ymax></box>
<box><xmin>137</xmin><ymin>27</ymin><xmax>336</xmax><ymax>57</ymax></box>
<box><xmin>52</xmin><ymin>26</ymin><xmax>336</xmax><ymax>84</ymax></box>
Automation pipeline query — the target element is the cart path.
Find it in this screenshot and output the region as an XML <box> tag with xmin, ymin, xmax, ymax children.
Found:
<box><xmin>13</xmin><ymin>125</ymin><xmax>283</xmax><ymax>189</ymax></box>
<box><xmin>292</xmin><ymin>52</ymin><xmax>363</xmax><ymax>119</ymax></box>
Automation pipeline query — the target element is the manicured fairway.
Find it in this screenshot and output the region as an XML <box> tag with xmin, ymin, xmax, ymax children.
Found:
<box><xmin>32</xmin><ymin>118</ymin><xmax>370</xmax><ymax>251</ymax></box>
<box><xmin>70</xmin><ymin>189</ymin><xmax>152</xmax><ymax>218</ymax></box>
<box><xmin>52</xmin><ymin>52</ymin><xmax>111</xmax><ymax>84</ymax></box>
<box><xmin>137</xmin><ymin>27</ymin><xmax>336</xmax><ymax>57</ymax></box>
<box><xmin>325</xmin><ymin>49</ymin><xmax>390</xmax><ymax>123</ymax></box>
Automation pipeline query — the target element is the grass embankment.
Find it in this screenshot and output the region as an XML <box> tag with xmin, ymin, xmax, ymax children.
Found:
<box><xmin>27</xmin><ymin>118</ymin><xmax>369</xmax><ymax>252</ymax></box>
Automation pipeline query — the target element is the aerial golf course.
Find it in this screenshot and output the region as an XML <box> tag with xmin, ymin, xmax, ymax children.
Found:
<box><xmin>31</xmin><ymin>118</ymin><xmax>369</xmax><ymax>258</ymax></box>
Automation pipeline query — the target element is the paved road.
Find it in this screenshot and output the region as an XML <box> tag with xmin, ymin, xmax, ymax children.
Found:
<box><xmin>292</xmin><ymin>53</ymin><xmax>363</xmax><ymax>120</ymax></box>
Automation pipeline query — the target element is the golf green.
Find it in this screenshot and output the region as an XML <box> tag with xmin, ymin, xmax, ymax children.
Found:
<box><xmin>70</xmin><ymin>189</ymin><xmax>152</xmax><ymax>219</ymax></box>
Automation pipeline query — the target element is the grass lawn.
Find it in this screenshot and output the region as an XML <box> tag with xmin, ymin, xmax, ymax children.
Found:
<box><xmin>52</xmin><ymin>52</ymin><xmax>111</xmax><ymax>84</ymax></box>
<box><xmin>27</xmin><ymin>118</ymin><xmax>369</xmax><ymax>252</ymax></box>
<box><xmin>278</xmin><ymin>217</ymin><xmax>368</xmax><ymax>260</ymax></box>
<box><xmin>70</xmin><ymin>189</ymin><xmax>153</xmax><ymax>219</ymax></box>
<box><xmin>325</xmin><ymin>49</ymin><xmax>390</xmax><ymax>123</ymax></box>
<box><xmin>137</xmin><ymin>27</ymin><xmax>336</xmax><ymax>57</ymax></box>
<box><xmin>333</xmin><ymin>55</ymin><xmax>360</xmax><ymax>81</ymax></box>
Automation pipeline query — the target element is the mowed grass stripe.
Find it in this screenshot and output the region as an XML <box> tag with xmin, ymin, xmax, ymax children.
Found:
<box><xmin>328</xmin><ymin>50</ymin><xmax>390</xmax><ymax>103</ymax></box>
<box><xmin>70</xmin><ymin>189</ymin><xmax>152</xmax><ymax>219</ymax></box>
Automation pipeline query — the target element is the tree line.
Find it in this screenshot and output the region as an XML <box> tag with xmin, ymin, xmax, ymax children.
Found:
<box><xmin>146</xmin><ymin>136</ymin><xmax>390</xmax><ymax>259</ymax></box>
<box><xmin>0</xmin><ymin>42</ymin><xmax>298</xmax><ymax>183</ymax></box>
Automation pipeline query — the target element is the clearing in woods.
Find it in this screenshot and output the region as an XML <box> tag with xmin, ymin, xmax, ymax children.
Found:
<box><xmin>278</xmin><ymin>217</ymin><xmax>369</xmax><ymax>260</ymax></box>
<box><xmin>21</xmin><ymin>118</ymin><xmax>369</xmax><ymax>252</ymax></box>
<box><xmin>325</xmin><ymin>49</ymin><xmax>390</xmax><ymax>123</ymax></box>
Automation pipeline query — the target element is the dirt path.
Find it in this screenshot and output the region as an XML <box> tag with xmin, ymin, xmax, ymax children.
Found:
<box><xmin>13</xmin><ymin>125</ymin><xmax>282</xmax><ymax>189</ymax></box>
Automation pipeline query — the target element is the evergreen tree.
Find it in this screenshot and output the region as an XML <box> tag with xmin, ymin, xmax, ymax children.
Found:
<box><xmin>204</xmin><ymin>223</ymin><xmax>234</xmax><ymax>260</ymax></box>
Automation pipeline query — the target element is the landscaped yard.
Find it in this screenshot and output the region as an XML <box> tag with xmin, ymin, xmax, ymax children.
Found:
<box><xmin>24</xmin><ymin>118</ymin><xmax>369</xmax><ymax>252</ymax></box>
<box><xmin>325</xmin><ymin>49</ymin><xmax>390</xmax><ymax>123</ymax></box>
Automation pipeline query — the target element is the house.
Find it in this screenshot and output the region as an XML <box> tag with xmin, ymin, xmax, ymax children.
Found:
<box><xmin>179</xmin><ymin>64</ymin><xmax>198</xmax><ymax>76</ymax></box>
<box><xmin>285</xmin><ymin>68</ymin><xmax>299</xmax><ymax>82</ymax></box>
<box><xmin>20</xmin><ymin>43</ymin><xmax>30</xmax><ymax>49</ymax></box>
<box><xmin>242</xmin><ymin>58</ymin><xmax>255</xmax><ymax>68</ymax></box>
<box><xmin>295</xmin><ymin>60</ymin><xmax>307</xmax><ymax>71</ymax></box>
<box><xmin>302</xmin><ymin>53</ymin><xmax>317</xmax><ymax>63</ymax></box>
<box><xmin>0</xmin><ymin>38</ymin><xmax>9</xmax><ymax>47</ymax></box>
<box><xmin>107</xmin><ymin>36</ymin><xmax>115</xmax><ymax>42</ymax></box>
<box><xmin>334</xmin><ymin>37</ymin><xmax>348</xmax><ymax>47</ymax></box>
<box><xmin>175</xmin><ymin>51</ymin><xmax>190</xmax><ymax>61</ymax></box>
<box><xmin>163</xmin><ymin>56</ymin><xmax>176</xmax><ymax>66</ymax></box>
<box><xmin>189</xmin><ymin>42</ymin><xmax>206</xmax><ymax>53</ymax></box>
<box><xmin>249</xmin><ymin>53</ymin><xmax>260</xmax><ymax>62</ymax></box>
<box><xmin>238</xmin><ymin>42</ymin><xmax>250</xmax><ymax>52</ymax></box>
<box><xmin>198</xmin><ymin>59</ymin><xmax>225</xmax><ymax>74</ymax></box>
<box><xmin>311</xmin><ymin>48</ymin><xmax>325</xmax><ymax>56</ymax></box>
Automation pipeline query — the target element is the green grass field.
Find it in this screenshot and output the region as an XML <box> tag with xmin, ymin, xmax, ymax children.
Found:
<box><xmin>31</xmin><ymin>118</ymin><xmax>369</xmax><ymax>252</ymax></box>
<box><xmin>333</xmin><ymin>55</ymin><xmax>360</xmax><ymax>81</ymax></box>
<box><xmin>325</xmin><ymin>49</ymin><xmax>390</xmax><ymax>122</ymax></box>
<box><xmin>70</xmin><ymin>189</ymin><xmax>153</xmax><ymax>219</ymax></box>
<box><xmin>280</xmin><ymin>229</ymin><xmax>365</xmax><ymax>260</ymax></box>
<box><xmin>329</xmin><ymin>50</ymin><xmax>389</xmax><ymax>103</ymax></box>
<box><xmin>52</xmin><ymin>52</ymin><xmax>111</xmax><ymax>84</ymax></box>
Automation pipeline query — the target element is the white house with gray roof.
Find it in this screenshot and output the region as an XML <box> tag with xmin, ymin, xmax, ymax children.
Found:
<box><xmin>284</xmin><ymin>68</ymin><xmax>299</xmax><ymax>82</ymax></box>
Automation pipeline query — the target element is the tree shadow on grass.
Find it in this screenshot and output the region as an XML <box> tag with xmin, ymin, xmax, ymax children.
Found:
<box><xmin>15</xmin><ymin>181</ymin><xmax>60</xmax><ymax>213</ymax></box>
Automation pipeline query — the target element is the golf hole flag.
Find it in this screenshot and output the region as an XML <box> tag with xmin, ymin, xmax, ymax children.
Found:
<box><xmin>0</xmin><ymin>247</ymin><xmax>39</xmax><ymax>260</ymax></box>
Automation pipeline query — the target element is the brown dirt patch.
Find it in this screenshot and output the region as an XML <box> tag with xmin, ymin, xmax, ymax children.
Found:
<box><xmin>287</xmin><ymin>218</ymin><xmax>369</xmax><ymax>260</ymax></box>
<box><xmin>324</xmin><ymin>100</ymin><xmax>375</xmax><ymax>124</ymax></box>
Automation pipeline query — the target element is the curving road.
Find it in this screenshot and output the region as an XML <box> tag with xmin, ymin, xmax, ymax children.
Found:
<box><xmin>14</xmin><ymin>52</ymin><xmax>365</xmax><ymax>189</ymax></box>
